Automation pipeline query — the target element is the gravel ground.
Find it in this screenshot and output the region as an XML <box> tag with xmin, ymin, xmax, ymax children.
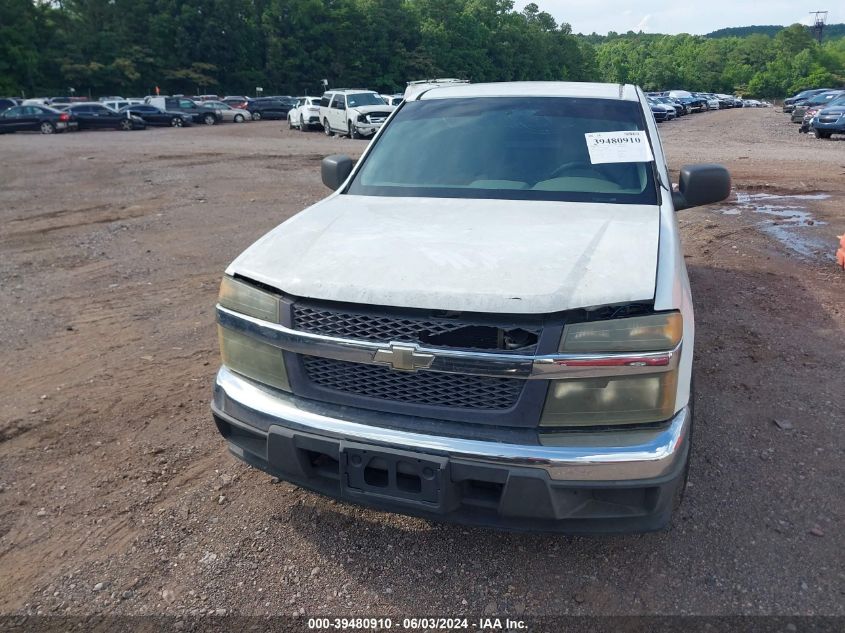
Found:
<box><xmin>0</xmin><ymin>107</ymin><xmax>843</xmax><ymax>621</ymax></box>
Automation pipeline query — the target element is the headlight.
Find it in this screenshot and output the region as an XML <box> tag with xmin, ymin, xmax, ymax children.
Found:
<box><xmin>217</xmin><ymin>276</ymin><xmax>289</xmax><ymax>391</ymax></box>
<box><xmin>540</xmin><ymin>312</ymin><xmax>682</xmax><ymax>427</ymax></box>
<box><xmin>218</xmin><ymin>276</ymin><xmax>279</xmax><ymax>321</ymax></box>
<box><xmin>559</xmin><ymin>313</ymin><xmax>682</xmax><ymax>353</ymax></box>
<box><xmin>358</xmin><ymin>113</ymin><xmax>368</xmax><ymax>123</ymax></box>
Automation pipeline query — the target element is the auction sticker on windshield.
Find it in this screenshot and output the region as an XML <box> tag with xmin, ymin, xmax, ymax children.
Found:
<box><xmin>585</xmin><ymin>130</ymin><xmax>654</xmax><ymax>164</ymax></box>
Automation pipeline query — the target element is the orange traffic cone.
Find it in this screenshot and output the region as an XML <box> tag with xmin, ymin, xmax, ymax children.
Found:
<box><xmin>837</xmin><ymin>234</ymin><xmax>845</xmax><ymax>269</ymax></box>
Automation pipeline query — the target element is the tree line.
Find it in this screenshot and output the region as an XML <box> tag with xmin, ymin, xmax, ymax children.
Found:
<box><xmin>1</xmin><ymin>0</ymin><xmax>842</xmax><ymax>99</ymax></box>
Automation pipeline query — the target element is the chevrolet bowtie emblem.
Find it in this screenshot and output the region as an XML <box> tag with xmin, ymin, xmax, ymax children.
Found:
<box><xmin>372</xmin><ymin>344</ymin><xmax>435</xmax><ymax>372</ymax></box>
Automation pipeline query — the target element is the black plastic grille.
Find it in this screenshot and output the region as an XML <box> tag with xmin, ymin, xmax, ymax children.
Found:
<box><xmin>302</xmin><ymin>356</ymin><xmax>524</xmax><ymax>410</ymax></box>
<box><xmin>293</xmin><ymin>305</ymin><xmax>474</xmax><ymax>343</ymax></box>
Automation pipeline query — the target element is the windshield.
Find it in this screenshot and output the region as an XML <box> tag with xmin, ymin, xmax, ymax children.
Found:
<box><xmin>809</xmin><ymin>92</ymin><xmax>843</xmax><ymax>105</ymax></box>
<box><xmin>346</xmin><ymin>93</ymin><xmax>385</xmax><ymax>107</ymax></box>
<box><xmin>346</xmin><ymin>97</ymin><xmax>657</xmax><ymax>204</ymax></box>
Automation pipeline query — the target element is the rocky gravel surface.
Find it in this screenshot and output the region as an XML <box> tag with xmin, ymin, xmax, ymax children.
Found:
<box><xmin>0</xmin><ymin>107</ymin><xmax>843</xmax><ymax>624</ymax></box>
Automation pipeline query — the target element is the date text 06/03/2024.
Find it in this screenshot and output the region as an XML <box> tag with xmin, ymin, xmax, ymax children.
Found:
<box><xmin>307</xmin><ymin>617</ymin><xmax>528</xmax><ymax>630</ymax></box>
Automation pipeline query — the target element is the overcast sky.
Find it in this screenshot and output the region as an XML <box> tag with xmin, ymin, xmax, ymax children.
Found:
<box><xmin>515</xmin><ymin>2</ymin><xmax>838</xmax><ymax>36</ymax></box>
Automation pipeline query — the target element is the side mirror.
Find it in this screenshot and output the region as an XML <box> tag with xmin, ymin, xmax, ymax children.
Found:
<box><xmin>672</xmin><ymin>164</ymin><xmax>731</xmax><ymax>211</ymax></box>
<box><xmin>321</xmin><ymin>154</ymin><xmax>353</xmax><ymax>191</ymax></box>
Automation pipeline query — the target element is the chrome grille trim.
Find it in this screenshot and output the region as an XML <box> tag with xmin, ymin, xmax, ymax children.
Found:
<box><xmin>217</xmin><ymin>305</ymin><xmax>681</xmax><ymax>380</ymax></box>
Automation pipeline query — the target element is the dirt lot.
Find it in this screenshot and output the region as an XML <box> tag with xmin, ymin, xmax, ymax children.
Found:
<box><xmin>1</xmin><ymin>108</ymin><xmax>843</xmax><ymax>619</ymax></box>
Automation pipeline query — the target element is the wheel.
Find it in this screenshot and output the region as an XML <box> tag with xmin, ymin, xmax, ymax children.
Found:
<box><xmin>40</xmin><ymin>121</ymin><xmax>55</xmax><ymax>134</ymax></box>
<box><xmin>323</xmin><ymin>119</ymin><xmax>333</xmax><ymax>136</ymax></box>
<box><xmin>288</xmin><ymin>115</ymin><xmax>294</xmax><ymax>129</ymax></box>
<box><xmin>234</xmin><ymin>114</ymin><xmax>244</xmax><ymax>123</ymax></box>
<box><xmin>348</xmin><ymin>121</ymin><xmax>359</xmax><ymax>139</ymax></box>
<box><xmin>170</xmin><ymin>117</ymin><xmax>183</xmax><ymax>128</ymax></box>
<box><xmin>300</xmin><ymin>115</ymin><xmax>307</xmax><ymax>132</ymax></box>
<box><xmin>814</xmin><ymin>128</ymin><xmax>832</xmax><ymax>139</ymax></box>
<box><xmin>203</xmin><ymin>113</ymin><xmax>216</xmax><ymax>126</ymax></box>
<box><xmin>120</xmin><ymin>118</ymin><xmax>133</xmax><ymax>131</ymax></box>
<box><xmin>252</xmin><ymin>111</ymin><xmax>262</xmax><ymax>121</ymax></box>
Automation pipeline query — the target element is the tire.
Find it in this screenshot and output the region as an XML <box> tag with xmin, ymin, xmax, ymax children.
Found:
<box><xmin>40</xmin><ymin>121</ymin><xmax>55</xmax><ymax>134</ymax></box>
<box><xmin>323</xmin><ymin>119</ymin><xmax>333</xmax><ymax>136</ymax></box>
<box><xmin>814</xmin><ymin>128</ymin><xmax>832</xmax><ymax>139</ymax></box>
<box><xmin>288</xmin><ymin>115</ymin><xmax>294</xmax><ymax>129</ymax></box>
<box><xmin>120</xmin><ymin>118</ymin><xmax>133</xmax><ymax>131</ymax></box>
<box><xmin>203</xmin><ymin>113</ymin><xmax>216</xmax><ymax>126</ymax></box>
<box><xmin>300</xmin><ymin>115</ymin><xmax>307</xmax><ymax>132</ymax></box>
<box><xmin>348</xmin><ymin>121</ymin><xmax>359</xmax><ymax>139</ymax></box>
<box><xmin>234</xmin><ymin>114</ymin><xmax>244</xmax><ymax>123</ymax></box>
<box><xmin>252</xmin><ymin>111</ymin><xmax>262</xmax><ymax>121</ymax></box>
<box><xmin>170</xmin><ymin>117</ymin><xmax>183</xmax><ymax>128</ymax></box>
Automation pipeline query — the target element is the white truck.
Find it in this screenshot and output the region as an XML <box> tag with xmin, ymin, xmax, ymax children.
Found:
<box><xmin>212</xmin><ymin>81</ymin><xmax>730</xmax><ymax>533</ymax></box>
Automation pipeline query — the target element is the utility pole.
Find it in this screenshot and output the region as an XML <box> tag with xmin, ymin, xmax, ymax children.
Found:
<box><xmin>809</xmin><ymin>11</ymin><xmax>828</xmax><ymax>44</ymax></box>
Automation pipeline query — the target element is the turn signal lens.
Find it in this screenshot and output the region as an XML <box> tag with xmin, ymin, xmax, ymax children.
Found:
<box><xmin>559</xmin><ymin>312</ymin><xmax>682</xmax><ymax>353</ymax></box>
<box><xmin>218</xmin><ymin>276</ymin><xmax>279</xmax><ymax>322</ymax></box>
<box><xmin>218</xmin><ymin>326</ymin><xmax>290</xmax><ymax>392</ymax></box>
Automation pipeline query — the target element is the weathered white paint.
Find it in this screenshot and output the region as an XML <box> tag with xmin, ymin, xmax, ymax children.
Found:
<box><xmin>226</xmin><ymin>195</ymin><xmax>661</xmax><ymax>314</ymax></box>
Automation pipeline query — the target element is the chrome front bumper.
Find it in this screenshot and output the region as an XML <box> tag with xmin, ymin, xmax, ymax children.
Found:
<box><xmin>213</xmin><ymin>366</ymin><xmax>690</xmax><ymax>482</ymax></box>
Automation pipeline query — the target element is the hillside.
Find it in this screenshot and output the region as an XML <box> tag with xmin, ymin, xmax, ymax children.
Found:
<box><xmin>706</xmin><ymin>24</ymin><xmax>845</xmax><ymax>39</ymax></box>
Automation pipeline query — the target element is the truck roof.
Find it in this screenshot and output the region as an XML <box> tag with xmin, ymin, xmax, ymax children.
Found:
<box><xmin>416</xmin><ymin>81</ymin><xmax>640</xmax><ymax>102</ymax></box>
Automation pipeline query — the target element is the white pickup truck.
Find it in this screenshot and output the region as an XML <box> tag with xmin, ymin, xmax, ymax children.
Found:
<box><xmin>212</xmin><ymin>81</ymin><xmax>730</xmax><ymax>533</ymax></box>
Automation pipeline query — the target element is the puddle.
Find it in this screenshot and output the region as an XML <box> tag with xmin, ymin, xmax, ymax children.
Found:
<box><xmin>717</xmin><ymin>191</ymin><xmax>833</xmax><ymax>260</ymax></box>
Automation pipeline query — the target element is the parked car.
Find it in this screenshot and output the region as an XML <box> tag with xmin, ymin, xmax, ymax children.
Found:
<box><xmin>693</xmin><ymin>93</ymin><xmax>719</xmax><ymax>110</ymax></box>
<box><xmin>648</xmin><ymin>100</ymin><xmax>672</xmax><ymax>122</ymax></box>
<box><xmin>223</xmin><ymin>96</ymin><xmax>250</xmax><ymax>109</ymax></box>
<box><xmin>287</xmin><ymin>96</ymin><xmax>322</xmax><ymax>130</ymax></box>
<box><xmin>810</xmin><ymin>103</ymin><xmax>845</xmax><ymax>139</ymax></box>
<box><xmin>200</xmin><ymin>100</ymin><xmax>252</xmax><ymax>122</ymax></box>
<box><xmin>715</xmin><ymin>94</ymin><xmax>735</xmax><ymax>108</ymax></box>
<box><xmin>319</xmin><ymin>89</ymin><xmax>395</xmax><ymax>138</ymax></box>
<box><xmin>653</xmin><ymin>96</ymin><xmax>685</xmax><ymax>116</ymax></box>
<box><xmin>119</xmin><ymin>104</ymin><xmax>190</xmax><ymax>127</ymax></box>
<box><xmin>145</xmin><ymin>96</ymin><xmax>221</xmax><ymax>125</ymax></box>
<box><xmin>248</xmin><ymin>97</ymin><xmax>294</xmax><ymax>120</ymax></box>
<box><xmin>648</xmin><ymin>98</ymin><xmax>675</xmax><ymax>121</ymax></box>
<box><xmin>380</xmin><ymin>94</ymin><xmax>404</xmax><ymax>106</ymax></box>
<box><xmin>67</xmin><ymin>103</ymin><xmax>146</xmax><ymax>130</ymax></box>
<box><xmin>799</xmin><ymin>95</ymin><xmax>845</xmax><ymax>133</ymax></box>
<box><xmin>101</xmin><ymin>98</ymin><xmax>144</xmax><ymax>112</ymax></box>
<box><xmin>0</xmin><ymin>105</ymin><xmax>78</xmax><ymax>134</ymax></box>
<box><xmin>213</xmin><ymin>81</ymin><xmax>731</xmax><ymax>533</ymax></box>
<box><xmin>791</xmin><ymin>90</ymin><xmax>845</xmax><ymax>123</ymax></box>
<box><xmin>668</xmin><ymin>92</ymin><xmax>705</xmax><ymax>113</ymax></box>
<box><xmin>783</xmin><ymin>88</ymin><xmax>833</xmax><ymax>112</ymax></box>
<box><xmin>197</xmin><ymin>94</ymin><xmax>220</xmax><ymax>102</ymax></box>
<box><xmin>0</xmin><ymin>97</ymin><xmax>19</xmax><ymax>112</ymax></box>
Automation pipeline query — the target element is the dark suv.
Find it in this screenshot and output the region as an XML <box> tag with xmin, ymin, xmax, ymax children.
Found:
<box><xmin>147</xmin><ymin>97</ymin><xmax>222</xmax><ymax>125</ymax></box>
<box><xmin>248</xmin><ymin>97</ymin><xmax>294</xmax><ymax>121</ymax></box>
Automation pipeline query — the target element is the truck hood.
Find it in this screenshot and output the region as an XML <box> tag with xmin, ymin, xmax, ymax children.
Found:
<box><xmin>819</xmin><ymin>105</ymin><xmax>845</xmax><ymax>116</ymax></box>
<box><xmin>227</xmin><ymin>195</ymin><xmax>660</xmax><ymax>314</ymax></box>
<box><xmin>350</xmin><ymin>104</ymin><xmax>395</xmax><ymax>115</ymax></box>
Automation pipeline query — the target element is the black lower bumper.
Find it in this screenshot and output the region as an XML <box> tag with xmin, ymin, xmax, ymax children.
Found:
<box><xmin>212</xmin><ymin>405</ymin><xmax>688</xmax><ymax>534</ymax></box>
